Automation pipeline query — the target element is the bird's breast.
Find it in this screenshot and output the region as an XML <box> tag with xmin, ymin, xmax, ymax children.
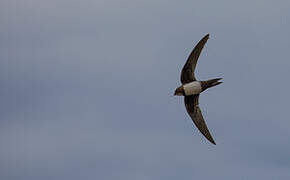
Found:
<box><xmin>183</xmin><ymin>81</ymin><xmax>202</xmax><ymax>96</ymax></box>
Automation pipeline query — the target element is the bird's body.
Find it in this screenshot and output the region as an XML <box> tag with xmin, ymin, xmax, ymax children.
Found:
<box><xmin>183</xmin><ymin>81</ymin><xmax>202</xmax><ymax>96</ymax></box>
<box><xmin>174</xmin><ymin>34</ymin><xmax>222</xmax><ymax>145</ymax></box>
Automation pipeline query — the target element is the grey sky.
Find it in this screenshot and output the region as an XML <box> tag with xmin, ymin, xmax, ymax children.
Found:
<box><xmin>1</xmin><ymin>0</ymin><xmax>290</xmax><ymax>179</ymax></box>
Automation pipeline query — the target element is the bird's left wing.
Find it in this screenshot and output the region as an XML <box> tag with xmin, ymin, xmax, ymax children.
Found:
<box><xmin>180</xmin><ymin>34</ymin><xmax>209</xmax><ymax>84</ymax></box>
<box><xmin>184</xmin><ymin>95</ymin><xmax>216</xmax><ymax>145</ymax></box>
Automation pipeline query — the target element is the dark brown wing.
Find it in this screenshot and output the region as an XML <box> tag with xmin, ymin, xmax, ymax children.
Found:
<box><xmin>181</xmin><ymin>34</ymin><xmax>209</xmax><ymax>84</ymax></box>
<box><xmin>184</xmin><ymin>95</ymin><xmax>216</xmax><ymax>145</ymax></box>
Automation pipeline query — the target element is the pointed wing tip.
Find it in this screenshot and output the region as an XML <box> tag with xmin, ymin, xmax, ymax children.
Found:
<box><xmin>205</xmin><ymin>135</ymin><xmax>216</xmax><ymax>145</ymax></box>
<box><xmin>200</xmin><ymin>33</ymin><xmax>210</xmax><ymax>44</ymax></box>
<box><xmin>210</xmin><ymin>139</ymin><xmax>216</xmax><ymax>145</ymax></box>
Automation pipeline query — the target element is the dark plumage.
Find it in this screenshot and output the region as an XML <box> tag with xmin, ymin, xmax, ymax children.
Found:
<box><xmin>174</xmin><ymin>34</ymin><xmax>222</xmax><ymax>145</ymax></box>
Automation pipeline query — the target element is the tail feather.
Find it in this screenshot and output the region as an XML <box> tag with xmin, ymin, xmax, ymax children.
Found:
<box><xmin>201</xmin><ymin>78</ymin><xmax>223</xmax><ymax>90</ymax></box>
<box><xmin>210</xmin><ymin>81</ymin><xmax>223</xmax><ymax>87</ymax></box>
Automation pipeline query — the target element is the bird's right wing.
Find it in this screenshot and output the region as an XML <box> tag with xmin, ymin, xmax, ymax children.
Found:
<box><xmin>184</xmin><ymin>95</ymin><xmax>216</xmax><ymax>145</ymax></box>
<box><xmin>180</xmin><ymin>34</ymin><xmax>209</xmax><ymax>84</ymax></box>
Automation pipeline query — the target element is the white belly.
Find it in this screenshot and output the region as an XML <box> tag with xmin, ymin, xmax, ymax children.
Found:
<box><xmin>183</xmin><ymin>81</ymin><xmax>202</xmax><ymax>96</ymax></box>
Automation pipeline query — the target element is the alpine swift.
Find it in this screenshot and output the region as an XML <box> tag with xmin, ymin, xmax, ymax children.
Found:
<box><xmin>174</xmin><ymin>34</ymin><xmax>222</xmax><ymax>145</ymax></box>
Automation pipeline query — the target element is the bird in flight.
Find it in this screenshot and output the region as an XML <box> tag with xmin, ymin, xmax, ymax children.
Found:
<box><xmin>174</xmin><ymin>34</ymin><xmax>222</xmax><ymax>145</ymax></box>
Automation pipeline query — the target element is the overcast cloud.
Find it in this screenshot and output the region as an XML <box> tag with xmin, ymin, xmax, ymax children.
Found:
<box><xmin>1</xmin><ymin>0</ymin><xmax>290</xmax><ymax>179</ymax></box>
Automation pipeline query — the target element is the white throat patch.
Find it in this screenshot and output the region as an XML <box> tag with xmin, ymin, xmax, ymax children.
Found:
<box><xmin>183</xmin><ymin>81</ymin><xmax>202</xmax><ymax>96</ymax></box>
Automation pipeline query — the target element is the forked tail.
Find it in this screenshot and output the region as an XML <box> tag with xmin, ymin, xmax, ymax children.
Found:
<box><xmin>201</xmin><ymin>78</ymin><xmax>223</xmax><ymax>90</ymax></box>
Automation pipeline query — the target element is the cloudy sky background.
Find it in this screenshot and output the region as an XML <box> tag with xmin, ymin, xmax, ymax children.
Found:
<box><xmin>1</xmin><ymin>0</ymin><xmax>290</xmax><ymax>179</ymax></box>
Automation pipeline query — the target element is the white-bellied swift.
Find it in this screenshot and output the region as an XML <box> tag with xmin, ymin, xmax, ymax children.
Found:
<box><xmin>174</xmin><ymin>34</ymin><xmax>222</xmax><ymax>145</ymax></box>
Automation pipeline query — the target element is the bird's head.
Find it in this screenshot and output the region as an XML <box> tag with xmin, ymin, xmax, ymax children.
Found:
<box><xmin>174</xmin><ymin>86</ymin><xmax>184</xmax><ymax>96</ymax></box>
